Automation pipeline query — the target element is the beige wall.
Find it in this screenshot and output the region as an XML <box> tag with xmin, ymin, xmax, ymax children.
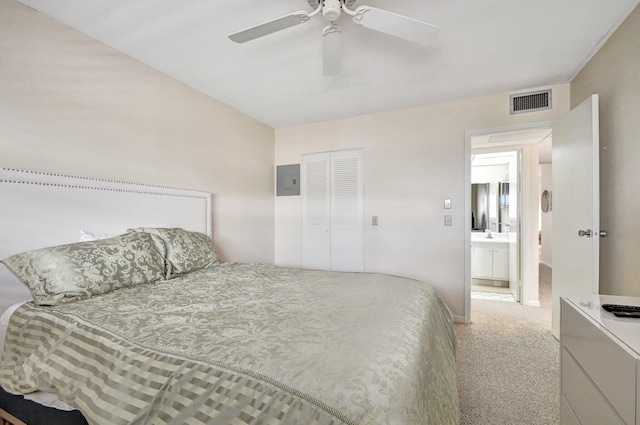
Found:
<box><xmin>571</xmin><ymin>4</ymin><xmax>640</xmax><ymax>296</ymax></box>
<box><xmin>275</xmin><ymin>84</ymin><xmax>570</xmax><ymax>320</ymax></box>
<box><xmin>0</xmin><ymin>0</ymin><xmax>275</xmax><ymax>263</ymax></box>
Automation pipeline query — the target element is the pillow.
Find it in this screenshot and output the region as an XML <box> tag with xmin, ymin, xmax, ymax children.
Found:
<box><xmin>0</xmin><ymin>232</ymin><xmax>166</xmax><ymax>306</ymax></box>
<box><xmin>127</xmin><ymin>228</ymin><xmax>220</xmax><ymax>279</ymax></box>
<box><xmin>79</xmin><ymin>230</ymin><xmax>117</xmax><ymax>242</ymax></box>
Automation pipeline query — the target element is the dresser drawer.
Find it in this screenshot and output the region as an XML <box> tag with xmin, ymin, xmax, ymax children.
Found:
<box><xmin>561</xmin><ymin>299</ymin><xmax>636</xmax><ymax>424</ymax></box>
<box><xmin>637</xmin><ymin>361</ymin><xmax>640</xmax><ymax>425</ymax></box>
<box><xmin>562</xmin><ymin>348</ymin><xmax>624</xmax><ymax>425</ymax></box>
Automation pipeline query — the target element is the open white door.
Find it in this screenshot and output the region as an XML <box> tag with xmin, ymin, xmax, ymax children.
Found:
<box><xmin>551</xmin><ymin>94</ymin><xmax>600</xmax><ymax>338</ymax></box>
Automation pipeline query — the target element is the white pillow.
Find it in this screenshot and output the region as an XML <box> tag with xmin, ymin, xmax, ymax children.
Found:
<box><xmin>79</xmin><ymin>230</ymin><xmax>117</xmax><ymax>242</ymax></box>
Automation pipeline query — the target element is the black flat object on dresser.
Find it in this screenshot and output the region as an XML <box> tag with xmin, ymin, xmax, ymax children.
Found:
<box><xmin>602</xmin><ymin>303</ymin><xmax>640</xmax><ymax>318</ymax></box>
<box><xmin>602</xmin><ymin>303</ymin><xmax>640</xmax><ymax>312</ymax></box>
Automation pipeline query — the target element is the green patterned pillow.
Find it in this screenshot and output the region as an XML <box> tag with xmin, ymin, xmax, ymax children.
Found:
<box><xmin>127</xmin><ymin>228</ymin><xmax>220</xmax><ymax>279</ymax></box>
<box><xmin>1</xmin><ymin>232</ymin><xmax>166</xmax><ymax>306</ymax></box>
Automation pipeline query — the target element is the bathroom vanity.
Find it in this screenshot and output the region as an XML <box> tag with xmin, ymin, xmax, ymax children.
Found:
<box><xmin>471</xmin><ymin>234</ymin><xmax>509</xmax><ymax>281</ymax></box>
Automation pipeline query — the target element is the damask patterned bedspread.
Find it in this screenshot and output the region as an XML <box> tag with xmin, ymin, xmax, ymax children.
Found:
<box><xmin>0</xmin><ymin>263</ymin><xmax>459</xmax><ymax>425</ymax></box>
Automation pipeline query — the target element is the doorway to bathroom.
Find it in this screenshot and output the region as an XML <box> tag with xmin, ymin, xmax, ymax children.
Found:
<box><xmin>471</xmin><ymin>151</ymin><xmax>520</xmax><ymax>302</ymax></box>
<box><xmin>465</xmin><ymin>124</ymin><xmax>553</xmax><ymax>323</ymax></box>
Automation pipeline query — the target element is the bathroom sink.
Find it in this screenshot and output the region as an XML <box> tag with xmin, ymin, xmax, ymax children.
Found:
<box><xmin>471</xmin><ymin>232</ymin><xmax>509</xmax><ymax>242</ymax></box>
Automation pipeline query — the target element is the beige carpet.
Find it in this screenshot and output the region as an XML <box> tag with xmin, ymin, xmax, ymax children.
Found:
<box><xmin>455</xmin><ymin>264</ymin><xmax>559</xmax><ymax>424</ymax></box>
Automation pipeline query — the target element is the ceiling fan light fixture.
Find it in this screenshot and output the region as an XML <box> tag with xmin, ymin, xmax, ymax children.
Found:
<box><xmin>229</xmin><ymin>1</ymin><xmax>439</xmax><ymax>76</ymax></box>
<box><xmin>322</xmin><ymin>0</ymin><xmax>342</xmax><ymax>21</ymax></box>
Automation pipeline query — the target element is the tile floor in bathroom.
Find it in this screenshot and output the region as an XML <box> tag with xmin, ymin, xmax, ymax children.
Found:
<box><xmin>471</xmin><ymin>282</ymin><xmax>516</xmax><ymax>302</ymax></box>
<box><xmin>471</xmin><ymin>291</ymin><xmax>516</xmax><ymax>302</ymax></box>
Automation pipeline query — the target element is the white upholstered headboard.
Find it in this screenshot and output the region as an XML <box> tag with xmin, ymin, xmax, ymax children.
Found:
<box><xmin>0</xmin><ymin>167</ymin><xmax>213</xmax><ymax>314</ymax></box>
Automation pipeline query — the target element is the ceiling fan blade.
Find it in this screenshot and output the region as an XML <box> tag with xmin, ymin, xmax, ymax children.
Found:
<box><xmin>352</xmin><ymin>6</ymin><xmax>439</xmax><ymax>46</ymax></box>
<box><xmin>229</xmin><ymin>12</ymin><xmax>311</xmax><ymax>43</ymax></box>
<box><xmin>322</xmin><ymin>24</ymin><xmax>342</xmax><ymax>76</ymax></box>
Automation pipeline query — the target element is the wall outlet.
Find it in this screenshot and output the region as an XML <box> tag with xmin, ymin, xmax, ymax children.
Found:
<box><xmin>444</xmin><ymin>215</ymin><xmax>452</xmax><ymax>226</ymax></box>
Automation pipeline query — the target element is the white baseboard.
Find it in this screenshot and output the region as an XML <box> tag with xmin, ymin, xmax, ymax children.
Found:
<box><xmin>524</xmin><ymin>300</ymin><xmax>541</xmax><ymax>307</ymax></box>
<box><xmin>453</xmin><ymin>315</ymin><xmax>466</xmax><ymax>324</ymax></box>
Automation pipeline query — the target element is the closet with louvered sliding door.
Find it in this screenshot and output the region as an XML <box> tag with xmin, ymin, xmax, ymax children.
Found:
<box><xmin>301</xmin><ymin>149</ymin><xmax>364</xmax><ymax>272</ymax></box>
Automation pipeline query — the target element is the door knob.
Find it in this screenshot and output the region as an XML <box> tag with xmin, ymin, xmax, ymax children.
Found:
<box><xmin>598</xmin><ymin>230</ymin><xmax>608</xmax><ymax>238</ymax></box>
<box><xmin>578</xmin><ymin>229</ymin><xmax>592</xmax><ymax>237</ymax></box>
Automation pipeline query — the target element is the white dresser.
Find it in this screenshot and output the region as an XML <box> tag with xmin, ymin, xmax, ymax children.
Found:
<box><xmin>560</xmin><ymin>295</ymin><xmax>640</xmax><ymax>425</ymax></box>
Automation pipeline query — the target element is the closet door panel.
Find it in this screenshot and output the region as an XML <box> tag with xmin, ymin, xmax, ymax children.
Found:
<box><xmin>330</xmin><ymin>150</ymin><xmax>364</xmax><ymax>272</ymax></box>
<box><xmin>302</xmin><ymin>154</ymin><xmax>331</xmax><ymax>270</ymax></box>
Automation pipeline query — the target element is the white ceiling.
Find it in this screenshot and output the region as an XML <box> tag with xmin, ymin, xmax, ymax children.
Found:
<box><xmin>17</xmin><ymin>0</ymin><xmax>639</xmax><ymax>128</ymax></box>
<box><xmin>471</xmin><ymin>128</ymin><xmax>553</xmax><ymax>163</ymax></box>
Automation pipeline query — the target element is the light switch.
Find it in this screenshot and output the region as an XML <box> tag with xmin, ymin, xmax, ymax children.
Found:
<box><xmin>444</xmin><ymin>215</ymin><xmax>452</xmax><ymax>226</ymax></box>
<box><xmin>372</xmin><ymin>216</ymin><xmax>378</xmax><ymax>226</ymax></box>
<box><xmin>444</xmin><ymin>198</ymin><xmax>452</xmax><ymax>209</ymax></box>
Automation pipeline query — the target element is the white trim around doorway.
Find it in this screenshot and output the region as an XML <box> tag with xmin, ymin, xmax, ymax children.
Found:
<box><xmin>464</xmin><ymin>121</ymin><xmax>555</xmax><ymax>324</ymax></box>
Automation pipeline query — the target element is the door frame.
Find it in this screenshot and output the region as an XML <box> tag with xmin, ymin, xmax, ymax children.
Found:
<box><xmin>464</xmin><ymin>121</ymin><xmax>555</xmax><ymax>324</ymax></box>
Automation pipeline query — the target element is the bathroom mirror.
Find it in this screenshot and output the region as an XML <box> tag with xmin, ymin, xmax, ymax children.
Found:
<box><xmin>471</xmin><ymin>152</ymin><xmax>515</xmax><ymax>233</ymax></box>
<box><xmin>471</xmin><ymin>182</ymin><xmax>510</xmax><ymax>232</ymax></box>
<box><xmin>471</xmin><ymin>183</ymin><xmax>489</xmax><ymax>231</ymax></box>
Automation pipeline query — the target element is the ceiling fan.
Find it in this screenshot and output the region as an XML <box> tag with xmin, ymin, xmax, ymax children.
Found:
<box><xmin>228</xmin><ymin>0</ymin><xmax>439</xmax><ymax>76</ymax></box>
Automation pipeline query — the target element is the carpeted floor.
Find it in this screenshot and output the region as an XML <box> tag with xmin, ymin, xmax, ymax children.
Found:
<box><xmin>455</xmin><ymin>264</ymin><xmax>559</xmax><ymax>424</ymax></box>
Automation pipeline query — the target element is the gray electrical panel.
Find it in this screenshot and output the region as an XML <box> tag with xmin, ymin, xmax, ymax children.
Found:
<box><xmin>276</xmin><ymin>164</ymin><xmax>300</xmax><ymax>196</ymax></box>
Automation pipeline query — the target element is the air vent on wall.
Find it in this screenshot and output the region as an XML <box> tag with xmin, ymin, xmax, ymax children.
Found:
<box><xmin>510</xmin><ymin>89</ymin><xmax>552</xmax><ymax>114</ymax></box>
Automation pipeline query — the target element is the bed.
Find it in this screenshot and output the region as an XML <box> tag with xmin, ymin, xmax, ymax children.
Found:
<box><xmin>0</xmin><ymin>168</ymin><xmax>460</xmax><ymax>425</ymax></box>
